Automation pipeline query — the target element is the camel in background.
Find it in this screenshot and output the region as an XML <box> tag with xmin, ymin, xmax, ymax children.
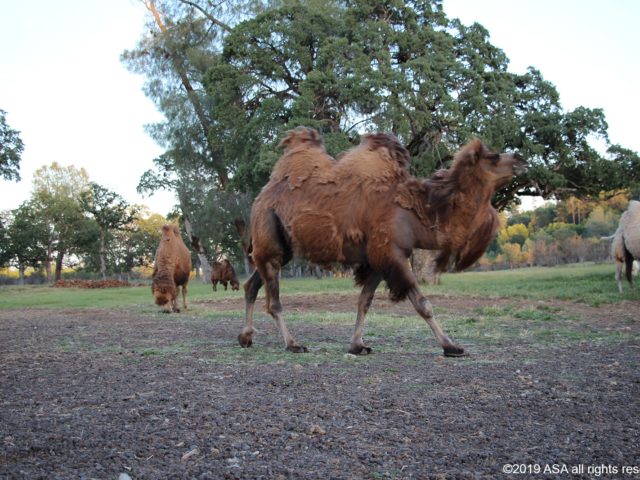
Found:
<box><xmin>240</xmin><ymin>128</ymin><xmax>527</xmax><ymax>356</ymax></box>
<box><xmin>151</xmin><ymin>225</ymin><xmax>191</xmax><ymax>313</ymax></box>
<box><xmin>211</xmin><ymin>259</ymin><xmax>240</xmax><ymax>292</ymax></box>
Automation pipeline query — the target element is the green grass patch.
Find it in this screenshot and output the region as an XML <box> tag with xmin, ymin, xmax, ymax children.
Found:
<box><xmin>1</xmin><ymin>263</ymin><xmax>638</xmax><ymax>310</ymax></box>
<box><xmin>427</xmin><ymin>263</ymin><xmax>640</xmax><ymax>305</ymax></box>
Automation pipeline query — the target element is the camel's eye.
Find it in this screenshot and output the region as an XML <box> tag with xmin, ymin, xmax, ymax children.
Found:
<box><xmin>490</xmin><ymin>154</ymin><xmax>500</xmax><ymax>165</ymax></box>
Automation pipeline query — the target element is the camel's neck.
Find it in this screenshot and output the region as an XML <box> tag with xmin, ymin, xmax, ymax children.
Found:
<box><xmin>415</xmin><ymin>183</ymin><xmax>495</xmax><ymax>252</ymax></box>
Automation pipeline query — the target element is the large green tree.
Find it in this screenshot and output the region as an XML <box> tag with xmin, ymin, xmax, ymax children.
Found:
<box><xmin>0</xmin><ymin>109</ymin><xmax>24</xmax><ymax>182</ymax></box>
<box><xmin>204</xmin><ymin>0</ymin><xmax>639</xmax><ymax>206</ymax></box>
<box><xmin>80</xmin><ymin>183</ymin><xmax>139</xmax><ymax>281</ymax></box>
<box><xmin>1</xmin><ymin>203</ymin><xmax>50</xmax><ymax>284</ymax></box>
<box><xmin>122</xmin><ymin>0</ymin><xmax>259</xmax><ymax>281</ymax></box>
<box><xmin>30</xmin><ymin>163</ymin><xmax>92</xmax><ymax>282</ymax></box>
<box><xmin>110</xmin><ymin>209</ymin><xmax>167</xmax><ymax>281</ymax></box>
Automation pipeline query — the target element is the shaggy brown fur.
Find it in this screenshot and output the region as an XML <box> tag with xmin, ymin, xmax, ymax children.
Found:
<box><xmin>240</xmin><ymin>127</ymin><xmax>527</xmax><ymax>356</ymax></box>
<box><xmin>151</xmin><ymin>225</ymin><xmax>191</xmax><ymax>313</ymax></box>
<box><xmin>211</xmin><ymin>259</ymin><xmax>240</xmax><ymax>292</ymax></box>
<box><xmin>172</xmin><ymin>225</ymin><xmax>192</xmax><ymax>310</ymax></box>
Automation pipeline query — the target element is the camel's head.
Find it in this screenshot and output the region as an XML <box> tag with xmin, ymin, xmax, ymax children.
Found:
<box><xmin>161</xmin><ymin>224</ymin><xmax>174</xmax><ymax>241</ymax></box>
<box><xmin>454</xmin><ymin>138</ymin><xmax>528</xmax><ymax>191</ymax></box>
<box><xmin>152</xmin><ymin>284</ymin><xmax>174</xmax><ymax>313</ymax></box>
<box><xmin>231</xmin><ymin>279</ymin><xmax>240</xmax><ymax>291</ymax></box>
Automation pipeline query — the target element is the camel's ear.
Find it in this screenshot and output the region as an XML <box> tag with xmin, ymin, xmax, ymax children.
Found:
<box><xmin>460</xmin><ymin>138</ymin><xmax>484</xmax><ymax>165</ymax></box>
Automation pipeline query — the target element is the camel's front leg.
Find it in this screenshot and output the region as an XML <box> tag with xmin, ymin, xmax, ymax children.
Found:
<box><xmin>263</xmin><ymin>260</ymin><xmax>307</xmax><ymax>353</ymax></box>
<box><xmin>407</xmin><ymin>288</ymin><xmax>466</xmax><ymax>356</ymax></box>
<box><xmin>172</xmin><ymin>292</ymin><xmax>181</xmax><ymax>313</ymax></box>
<box><xmin>348</xmin><ymin>271</ymin><xmax>382</xmax><ymax>355</ymax></box>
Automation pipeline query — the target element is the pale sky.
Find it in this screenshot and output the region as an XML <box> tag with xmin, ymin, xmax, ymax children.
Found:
<box><xmin>1</xmin><ymin>0</ymin><xmax>639</xmax><ymax>215</ymax></box>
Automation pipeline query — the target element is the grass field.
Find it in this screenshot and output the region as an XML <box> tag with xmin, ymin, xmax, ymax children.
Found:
<box><xmin>0</xmin><ymin>262</ymin><xmax>638</xmax><ymax>309</ymax></box>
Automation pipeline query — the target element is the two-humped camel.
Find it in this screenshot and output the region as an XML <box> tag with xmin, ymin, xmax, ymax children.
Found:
<box><xmin>240</xmin><ymin>128</ymin><xmax>527</xmax><ymax>356</ymax></box>
<box><xmin>151</xmin><ymin>225</ymin><xmax>192</xmax><ymax>313</ymax></box>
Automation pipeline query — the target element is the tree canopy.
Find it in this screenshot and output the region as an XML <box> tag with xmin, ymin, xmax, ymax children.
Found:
<box><xmin>203</xmin><ymin>0</ymin><xmax>640</xmax><ymax>204</ymax></box>
<box><xmin>0</xmin><ymin>109</ymin><xmax>24</xmax><ymax>182</ymax></box>
<box><xmin>80</xmin><ymin>183</ymin><xmax>139</xmax><ymax>281</ymax></box>
<box><xmin>122</xmin><ymin>0</ymin><xmax>640</xmax><ymax>278</ymax></box>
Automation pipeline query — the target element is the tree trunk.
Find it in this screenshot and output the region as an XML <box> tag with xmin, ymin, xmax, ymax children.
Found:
<box><xmin>55</xmin><ymin>251</ymin><xmax>64</xmax><ymax>282</ymax></box>
<box><xmin>235</xmin><ymin>219</ymin><xmax>255</xmax><ymax>275</ymax></box>
<box><xmin>412</xmin><ymin>249</ymin><xmax>441</xmax><ymax>286</ymax></box>
<box><xmin>179</xmin><ymin>200</ymin><xmax>212</xmax><ymax>284</ymax></box>
<box><xmin>100</xmin><ymin>227</ymin><xmax>107</xmax><ymax>281</ymax></box>
<box><xmin>195</xmin><ymin>255</ymin><xmax>201</xmax><ymax>281</ymax></box>
<box><xmin>146</xmin><ymin>0</ymin><xmax>229</xmax><ymax>186</ymax></box>
<box><xmin>18</xmin><ymin>262</ymin><xmax>25</xmax><ymax>286</ymax></box>
<box><xmin>45</xmin><ymin>244</ymin><xmax>52</xmax><ymax>284</ymax></box>
<box><xmin>314</xmin><ymin>265</ymin><xmax>322</xmax><ymax>280</ymax></box>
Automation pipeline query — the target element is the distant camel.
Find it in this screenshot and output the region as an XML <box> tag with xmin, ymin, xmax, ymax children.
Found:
<box><xmin>211</xmin><ymin>259</ymin><xmax>240</xmax><ymax>292</ymax></box>
<box><xmin>601</xmin><ymin>200</ymin><xmax>640</xmax><ymax>292</ymax></box>
<box><xmin>239</xmin><ymin>128</ymin><xmax>527</xmax><ymax>356</ymax></box>
<box><xmin>151</xmin><ymin>225</ymin><xmax>191</xmax><ymax>313</ymax></box>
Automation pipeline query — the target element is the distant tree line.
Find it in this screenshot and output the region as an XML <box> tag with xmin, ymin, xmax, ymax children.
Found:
<box><xmin>0</xmin><ymin>163</ymin><xmax>170</xmax><ymax>285</ymax></box>
<box><xmin>478</xmin><ymin>190</ymin><xmax>639</xmax><ymax>270</ymax></box>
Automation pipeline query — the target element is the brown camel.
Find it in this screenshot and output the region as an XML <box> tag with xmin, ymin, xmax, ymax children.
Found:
<box><xmin>211</xmin><ymin>259</ymin><xmax>240</xmax><ymax>292</ymax></box>
<box><xmin>239</xmin><ymin>128</ymin><xmax>527</xmax><ymax>356</ymax></box>
<box><xmin>151</xmin><ymin>225</ymin><xmax>191</xmax><ymax>313</ymax></box>
<box><xmin>172</xmin><ymin>225</ymin><xmax>192</xmax><ymax>310</ymax></box>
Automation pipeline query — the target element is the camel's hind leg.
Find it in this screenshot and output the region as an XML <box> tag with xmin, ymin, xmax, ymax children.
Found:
<box><xmin>262</xmin><ymin>259</ymin><xmax>307</xmax><ymax>353</ymax></box>
<box><xmin>239</xmin><ymin>269</ymin><xmax>264</xmax><ymax>348</ymax></box>
<box><xmin>181</xmin><ymin>284</ymin><xmax>188</xmax><ymax>310</ymax></box>
<box><xmin>348</xmin><ymin>269</ymin><xmax>382</xmax><ymax>355</ymax></box>
<box><xmin>625</xmin><ymin>249</ymin><xmax>636</xmax><ymax>290</ymax></box>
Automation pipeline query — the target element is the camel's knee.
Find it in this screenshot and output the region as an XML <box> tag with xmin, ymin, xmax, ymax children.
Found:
<box><xmin>416</xmin><ymin>298</ymin><xmax>434</xmax><ymax>320</ymax></box>
<box><xmin>267</xmin><ymin>299</ymin><xmax>282</xmax><ymax>317</ymax></box>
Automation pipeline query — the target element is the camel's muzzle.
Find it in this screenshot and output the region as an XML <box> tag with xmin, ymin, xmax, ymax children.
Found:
<box><xmin>513</xmin><ymin>154</ymin><xmax>528</xmax><ymax>175</ymax></box>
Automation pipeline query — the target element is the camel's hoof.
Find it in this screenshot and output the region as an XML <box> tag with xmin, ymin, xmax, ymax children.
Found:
<box><xmin>443</xmin><ymin>345</ymin><xmax>468</xmax><ymax>357</ymax></box>
<box><xmin>238</xmin><ymin>333</ymin><xmax>253</xmax><ymax>348</ymax></box>
<box><xmin>174</xmin><ymin>308</ymin><xmax>181</xmax><ymax>313</ymax></box>
<box><xmin>286</xmin><ymin>345</ymin><xmax>308</xmax><ymax>353</ymax></box>
<box><xmin>348</xmin><ymin>346</ymin><xmax>373</xmax><ymax>355</ymax></box>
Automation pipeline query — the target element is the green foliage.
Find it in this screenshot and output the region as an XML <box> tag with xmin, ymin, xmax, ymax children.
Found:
<box><xmin>80</xmin><ymin>183</ymin><xmax>139</xmax><ymax>280</ymax></box>
<box><xmin>126</xmin><ymin>0</ymin><xmax>640</xmax><ymax>267</ymax></box>
<box><xmin>1</xmin><ymin>203</ymin><xmax>50</xmax><ymax>272</ymax></box>
<box><xmin>202</xmin><ymin>0</ymin><xmax>640</xmax><ymax>204</ymax></box>
<box><xmin>585</xmin><ymin>206</ymin><xmax>619</xmax><ymax>239</ymax></box>
<box><xmin>0</xmin><ymin>109</ymin><xmax>24</xmax><ymax>182</ymax></box>
<box><xmin>498</xmin><ymin>223</ymin><xmax>529</xmax><ymax>246</ymax></box>
<box><xmin>80</xmin><ymin>183</ymin><xmax>138</xmax><ymax>235</ymax></box>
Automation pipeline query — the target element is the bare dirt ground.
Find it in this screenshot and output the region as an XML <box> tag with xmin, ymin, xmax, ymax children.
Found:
<box><xmin>1</xmin><ymin>292</ymin><xmax>640</xmax><ymax>479</ymax></box>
